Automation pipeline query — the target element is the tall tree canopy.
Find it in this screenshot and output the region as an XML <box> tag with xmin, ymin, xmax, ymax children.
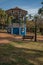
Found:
<box><xmin>38</xmin><ymin>2</ymin><xmax>43</xmax><ymax>14</ymax></box>
<box><xmin>0</xmin><ymin>9</ymin><xmax>8</xmax><ymax>29</ymax></box>
<box><xmin>0</xmin><ymin>9</ymin><xmax>7</xmax><ymax>25</ymax></box>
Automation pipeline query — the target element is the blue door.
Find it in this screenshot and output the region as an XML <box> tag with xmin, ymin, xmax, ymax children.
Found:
<box><xmin>21</xmin><ymin>28</ymin><xmax>26</xmax><ymax>36</ymax></box>
<box><xmin>13</xmin><ymin>28</ymin><xmax>19</xmax><ymax>35</ymax></box>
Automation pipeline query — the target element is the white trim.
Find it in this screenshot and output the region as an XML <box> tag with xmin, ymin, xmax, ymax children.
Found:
<box><xmin>19</xmin><ymin>27</ymin><xmax>21</xmax><ymax>35</ymax></box>
<box><xmin>11</xmin><ymin>28</ymin><xmax>13</xmax><ymax>34</ymax></box>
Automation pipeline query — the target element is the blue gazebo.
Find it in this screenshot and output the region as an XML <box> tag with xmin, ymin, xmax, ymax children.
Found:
<box><xmin>7</xmin><ymin>7</ymin><xmax>27</xmax><ymax>36</ymax></box>
<box><xmin>8</xmin><ymin>18</ymin><xmax>26</xmax><ymax>36</ymax></box>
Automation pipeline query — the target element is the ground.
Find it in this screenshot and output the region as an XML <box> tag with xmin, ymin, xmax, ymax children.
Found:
<box><xmin>0</xmin><ymin>31</ymin><xmax>43</xmax><ymax>65</ymax></box>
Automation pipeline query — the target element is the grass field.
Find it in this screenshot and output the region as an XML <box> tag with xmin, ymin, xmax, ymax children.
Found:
<box><xmin>0</xmin><ymin>41</ymin><xmax>43</xmax><ymax>65</ymax></box>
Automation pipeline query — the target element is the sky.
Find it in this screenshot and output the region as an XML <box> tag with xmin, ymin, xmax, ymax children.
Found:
<box><xmin>0</xmin><ymin>0</ymin><xmax>43</xmax><ymax>15</ymax></box>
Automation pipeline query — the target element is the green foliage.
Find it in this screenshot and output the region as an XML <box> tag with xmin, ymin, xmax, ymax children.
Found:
<box><xmin>38</xmin><ymin>8</ymin><xmax>43</xmax><ymax>14</ymax></box>
<box><xmin>0</xmin><ymin>9</ymin><xmax>7</xmax><ymax>29</ymax></box>
<box><xmin>38</xmin><ymin>2</ymin><xmax>43</xmax><ymax>14</ymax></box>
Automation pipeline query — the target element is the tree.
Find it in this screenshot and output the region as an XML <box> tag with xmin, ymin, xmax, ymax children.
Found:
<box><xmin>0</xmin><ymin>9</ymin><xmax>7</xmax><ymax>29</ymax></box>
<box><xmin>38</xmin><ymin>2</ymin><xmax>43</xmax><ymax>14</ymax></box>
<box><xmin>38</xmin><ymin>8</ymin><xmax>43</xmax><ymax>14</ymax></box>
<box><xmin>37</xmin><ymin>2</ymin><xmax>43</xmax><ymax>35</ymax></box>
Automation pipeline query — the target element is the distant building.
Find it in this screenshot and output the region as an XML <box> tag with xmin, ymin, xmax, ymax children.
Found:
<box><xmin>6</xmin><ymin>7</ymin><xmax>28</xmax><ymax>35</ymax></box>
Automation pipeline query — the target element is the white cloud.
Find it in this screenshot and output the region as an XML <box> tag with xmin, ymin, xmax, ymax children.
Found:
<box><xmin>27</xmin><ymin>8</ymin><xmax>38</xmax><ymax>15</ymax></box>
<box><xmin>21</xmin><ymin>6</ymin><xmax>39</xmax><ymax>15</ymax></box>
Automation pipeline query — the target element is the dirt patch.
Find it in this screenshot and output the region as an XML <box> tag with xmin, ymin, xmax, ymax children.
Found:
<box><xmin>0</xmin><ymin>33</ymin><xmax>22</xmax><ymax>44</ymax></box>
<box><xmin>0</xmin><ymin>32</ymin><xmax>43</xmax><ymax>44</ymax></box>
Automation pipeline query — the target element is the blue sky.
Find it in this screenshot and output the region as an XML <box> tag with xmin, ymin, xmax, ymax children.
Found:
<box><xmin>0</xmin><ymin>0</ymin><xmax>43</xmax><ymax>15</ymax></box>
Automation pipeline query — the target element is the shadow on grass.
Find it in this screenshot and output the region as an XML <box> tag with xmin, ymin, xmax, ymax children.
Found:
<box><xmin>0</xmin><ymin>44</ymin><xmax>43</xmax><ymax>65</ymax></box>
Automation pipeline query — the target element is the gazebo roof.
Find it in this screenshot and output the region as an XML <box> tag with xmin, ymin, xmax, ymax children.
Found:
<box><xmin>6</xmin><ymin>7</ymin><xmax>28</xmax><ymax>16</ymax></box>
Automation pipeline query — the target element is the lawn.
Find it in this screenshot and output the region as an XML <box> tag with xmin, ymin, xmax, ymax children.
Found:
<box><xmin>0</xmin><ymin>41</ymin><xmax>43</xmax><ymax>65</ymax></box>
